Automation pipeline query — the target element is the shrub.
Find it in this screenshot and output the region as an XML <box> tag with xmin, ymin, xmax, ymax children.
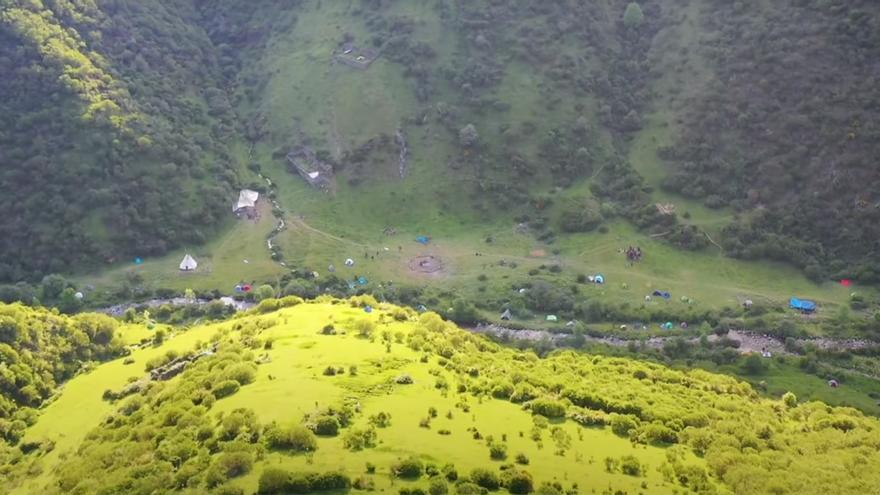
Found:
<box><xmin>215</xmin><ymin>451</ymin><xmax>253</xmax><ymax>478</ymax></box>
<box><xmin>353</xmin><ymin>476</ymin><xmax>375</xmax><ymax>491</ymax></box>
<box><xmin>515</xmin><ymin>453</ymin><xmax>529</xmax><ymax>465</ymax></box>
<box><xmin>430</xmin><ymin>478</ymin><xmax>449</xmax><ymax>495</ymax></box>
<box><xmin>323</xmin><ymin>366</ymin><xmax>337</xmax><ymax>376</ymax></box>
<box><xmin>530</xmin><ymin>398</ymin><xmax>567</xmax><ymax>419</ymax></box>
<box><xmin>258</xmin><ymin>467</ymin><xmax>290</xmax><ymax>494</ymax></box>
<box><xmin>619</xmin><ymin>455</ymin><xmax>642</xmax><ymax>476</ymax></box>
<box><xmin>455</xmin><ymin>482</ymin><xmax>488</xmax><ymax>495</ymax></box>
<box><xmin>369</xmin><ymin>411</ymin><xmax>392</xmax><ymax>428</ymax></box>
<box><xmin>470</xmin><ymin>468</ymin><xmax>501</xmax><ymax>490</ymax></box>
<box><xmin>396</xmin><ymin>374</ymin><xmax>414</xmax><ymax>384</ymax></box>
<box><xmin>491</xmin><ymin>381</ymin><xmax>515</xmax><ymax>399</ymax></box>
<box><xmin>343</xmin><ymin>427</ymin><xmax>377</xmax><ymax>451</ymax></box>
<box><xmin>393</xmin><ymin>456</ymin><xmax>424</xmax><ymax>478</ymax></box>
<box><xmin>311</xmin><ymin>471</ymin><xmax>352</xmax><ymax>491</ymax></box>
<box><xmin>213</xmin><ymin>380</ymin><xmax>241</xmax><ymax>398</ymax></box>
<box><xmin>442</xmin><ymin>463</ymin><xmax>458</xmax><ymax>481</ymax></box>
<box><xmin>609</xmin><ymin>414</ymin><xmax>639</xmax><ymax>437</ymax></box>
<box><xmin>782</xmin><ymin>392</ymin><xmax>798</xmax><ymax>408</ymax></box>
<box><xmin>310</xmin><ymin>415</ymin><xmax>340</xmax><ymax>436</ymax></box>
<box><xmin>505</xmin><ymin>470</ymin><xmax>534</xmax><ymax>494</ymax></box>
<box><xmin>354</xmin><ymin>318</ymin><xmax>376</xmax><ymax>337</ymax></box>
<box><xmin>264</xmin><ymin>423</ymin><xmax>318</xmax><ymax>452</ymax></box>
<box><xmin>489</xmin><ymin>442</ymin><xmax>508</xmax><ymax>460</ymax></box>
<box><xmin>223</xmin><ymin>363</ymin><xmax>257</xmax><ymax>385</ymax></box>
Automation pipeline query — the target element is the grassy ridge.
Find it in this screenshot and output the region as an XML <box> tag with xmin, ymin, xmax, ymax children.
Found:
<box><xmin>6</xmin><ymin>299</ymin><xmax>880</xmax><ymax>495</ymax></box>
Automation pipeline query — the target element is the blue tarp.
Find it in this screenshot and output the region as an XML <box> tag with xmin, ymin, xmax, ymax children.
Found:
<box><xmin>790</xmin><ymin>297</ymin><xmax>816</xmax><ymax>312</ymax></box>
<box><xmin>415</xmin><ymin>236</ymin><xmax>430</xmax><ymax>245</ymax></box>
<box><xmin>653</xmin><ymin>290</ymin><xmax>671</xmax><ymax>300</ymax></box>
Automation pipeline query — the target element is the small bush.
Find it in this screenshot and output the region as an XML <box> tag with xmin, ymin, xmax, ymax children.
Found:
<box><xmin>505</xmin><ymin>470</ymin><xmax>534</xmax><ymax>494</ymax></box>
<box><xmin>309</xmin><ymin>415</ymin><xmax>340</xmax><ymax>436</ymax></box>
<box><xmin>470</xmin><ymin>468</ymin><xmax>500</xmax><ymax>490</ymax></box>
<box><xmin>430</xmin><ymin>478</ymin><xmax>449</xmax><ymax>495</ymax></box>
<box><xmin>609</xmin><ymin>414</ymin><xmax>639</xmax><ymax>437</ymax></box>
<box><xmin>619</xmin><ymin>455</ymin><xmax>642</xmax><ymax>476</ymax></box>
<box><xmin>213</xmin><ymin>380</ymin><xmax>241</xmax><ymax>398</ymax></box>
<box><xmin>343</xmin><ymin>427</ymin><xmax>377</xmax><ymax>451</ymax></box>
<box><xmin>393</xmin><ymin>456</ymin><xmax>424</xmax><ymax>479</ymax></box>
<box><xmin>489</xmin><ymin>442</ymin><xmax>508</xmax><ymax>460</ymax></box>
<box><xmin>515</xmin><ymin>453</ymin><xmax>530</xmax><ymax>465</ymax></box>
<box><xmin>529</xmin><ymin>398</ymin><xmax>566</xmax><ymax>419</ymax></box>
<box><xmin>258</xmin><ymin>467</ymin><xmax>291</xmax><ymax>494</ymax></box>
<box><xmin>264</xmin><ymin>423</ymin><xmax>318</xmax><ymax>452</ymax></box>
<box><xmin>369</xmin><ymin>411</ymin><xmax>392</xmax><ymax>428</ymax></box>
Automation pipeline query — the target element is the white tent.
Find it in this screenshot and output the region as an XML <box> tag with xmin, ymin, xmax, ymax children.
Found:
<box><xmin>307</xmin><ymin>171</ymin><xmax>320</xmax><ymax>180</ymax></box>
<box><xmin>179</xmin><ymin>254</ymin><xmax>198</xmax><ymax>271</ymax></box>
<box><xmin>233</xmin><ymin>189</ymin><xmax>260</xmax><ymax>212</ymax></box>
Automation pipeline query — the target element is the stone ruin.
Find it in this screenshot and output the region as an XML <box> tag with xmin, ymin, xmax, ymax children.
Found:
<box><xmin>286</xmin><ymin>146</ymin><xmax>334</xmax><ymax>192</ymax></box>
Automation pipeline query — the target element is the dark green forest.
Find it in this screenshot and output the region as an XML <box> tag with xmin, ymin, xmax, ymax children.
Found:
<box><xmin>0</xmin><ymin>0</ymin><xmax>240</xmax><ymax>280</ymax></box>
<box><xmin>1</xmin><ymin>0</ymin><xmax>878</xmax><ymax>283</ymax></box>
<box><xmin>658</xmin><ymin>1</ymin><xmax>880</xmax><ymax>282</ymax></box>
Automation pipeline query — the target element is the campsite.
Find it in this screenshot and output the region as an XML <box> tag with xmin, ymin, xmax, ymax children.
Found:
<box><xmin>1</xmin><ymin>1</ymin><xmax>880</xmax><ymax>495</ymax></box>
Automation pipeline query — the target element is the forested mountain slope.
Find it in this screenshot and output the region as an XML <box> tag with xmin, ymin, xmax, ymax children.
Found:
<box><xmin>0</xmin><ymin>0</ymin><xmax>238</xmax><ymax>281</ymax></box>
<box><xmin>1</xmin><ymin>0</ymin><xmax>878</xmax><ymax>284</ymax></box>
<box><xmin>656</xmin><ymin>0</ymin><xmax>880</xmax><ymax>281</ymax></box>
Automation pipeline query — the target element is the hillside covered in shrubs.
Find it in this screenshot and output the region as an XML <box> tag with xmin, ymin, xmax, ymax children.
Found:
<box><xmin>2</xmin><ymin>299</ymin><xmax>879</xmax><ymax>494</ymax></box>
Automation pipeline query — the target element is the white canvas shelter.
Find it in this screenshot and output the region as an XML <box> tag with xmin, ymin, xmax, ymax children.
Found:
<box><xmin>179</xmin><ymin>254</ymin><xmax>198</xmax><ymax>271</ymax></box>
<box><xmin>307</xmin><ymin>171</ymin><xmax>320</xmax><ymax>180</ymax></box>
<box><xmin>233</xmin><ymin>189</ymin><xmax>260</xmax><ymax>212</ymax></box>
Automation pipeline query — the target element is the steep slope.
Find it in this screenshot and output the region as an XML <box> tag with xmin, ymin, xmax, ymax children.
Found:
<box><xmin>0</xmin><ymin>1</ymin><xmax>239</xmax><ymax>281</ymax></box>
<box><xmin>654</xmin><ymin>0</ymin><xmax>880</xmax><ymax>281</ymax></box>
<box><xmin>3</xmin><ymin>299</ymin><xmax>880</xmax><ymax>495</ymax></box>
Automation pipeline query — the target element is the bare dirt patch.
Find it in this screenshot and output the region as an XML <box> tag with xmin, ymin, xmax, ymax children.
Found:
<box><xmin>408</xmin><ymin>255</ymin><xmax>444</xmax><ymax>275</ymax></box>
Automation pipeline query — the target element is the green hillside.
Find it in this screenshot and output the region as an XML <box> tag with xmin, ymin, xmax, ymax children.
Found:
<box><xmin>2</xmin><ymin>0</ymin><xmax>878</xmax><ymax>287</ymax></box>
<box><xmin>2</xmin><ymin>299</ymin><xmax>880</xmax><ymax>495</ymax></box>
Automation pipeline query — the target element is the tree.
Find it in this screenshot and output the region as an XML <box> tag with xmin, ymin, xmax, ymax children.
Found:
<box><xmin>623</xmin><ymin>2</ymin><xmax>644</xmax><ymax>28</ymax></box>
<box><xmin>256</xmin><ymin>284</ymin><xmax>275</xmax><ymax>301</ymax></box>
<box><xmin>741</xmin><ymin>354</ymin><xmax>767</xmax><ymax>375</ymax></box>
<box><xmin>459</xmin><ymin>124</ymin><xmax>479</xmax><ymax>148</ymax></box>
<box><xmin>57</xmin><ymin>287</ymin><xmax>83</xmax><ymax>314</ymax></box>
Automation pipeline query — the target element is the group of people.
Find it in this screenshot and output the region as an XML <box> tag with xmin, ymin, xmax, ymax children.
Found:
<box><xmin>625</xmin><ymin>246</ymin><xmax>643</xmax><ymax>262</ymax></box>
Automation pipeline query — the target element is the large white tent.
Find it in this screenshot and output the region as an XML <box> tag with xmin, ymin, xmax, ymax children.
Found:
<box><xmin>233</xmin><ymin>189</ymin><xmax>260</xmax><ymax>212</ymax></box>
<box><xmin>179</xmin><ymin>254</ymin><xmax>198</xmax><ymax>271</ymax></box>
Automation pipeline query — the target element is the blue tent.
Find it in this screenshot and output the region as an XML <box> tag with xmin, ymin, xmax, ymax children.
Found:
<box><xmin>790</xmin><ymin>297</ymin><xmax>817</xmax><ymax>313</ymax></box>
<box><xmin>415</xmin><ymin>235</ymin><xmax>430</xmax><ymax>245</ymax></box>
<box><xmin>594</xmin><ymin>274</ymin><xmax>605</xmax><ymax>284</ymax></box>
<box><xmin>653</xmin><ymin>290</ymin><xmax>671</xmax><ymax>300</ymax></box>
<box><xmin>358</xmin><ymin>276</ymin><xmax>368</xmax><ymax>285</ymax></box>
<box><xmin>134</xmin><ymin>257</ymin><xmax>144</xmax><ymax>265</ymax></box>
<box><xmin>364</xmin><ymin>305</ymin><xmax>373</xmax><ymax>313</ymax></box>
